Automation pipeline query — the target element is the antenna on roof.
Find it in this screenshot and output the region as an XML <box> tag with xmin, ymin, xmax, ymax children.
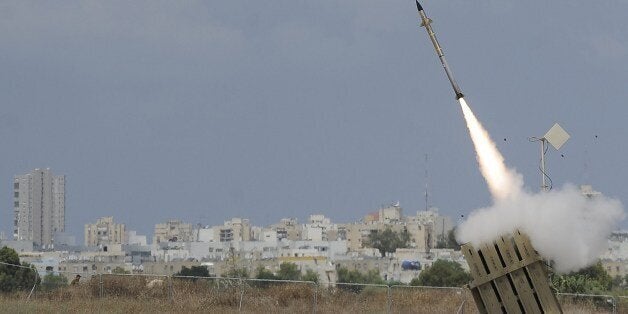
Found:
<box><xmin>529</xmin><ymin>123</ymin><xmax>570</xmax><ymax>192</ymax></box>
<box><xmin>424</xmin><ymin>154</ymin><xmax>430</xmax><ymax>211</ymax></box>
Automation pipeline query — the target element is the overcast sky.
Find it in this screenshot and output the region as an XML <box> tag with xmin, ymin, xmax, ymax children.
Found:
<box><xmin>1</xmin><ymin>0</ymin><xmax>627</xmax><ymax>241</ymax></box>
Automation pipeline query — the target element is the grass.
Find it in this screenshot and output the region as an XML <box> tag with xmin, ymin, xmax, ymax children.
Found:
<box><xmin>0</xmin><ymin>276</ymin><xmax>619</xmax><ymax>313</ymax></box>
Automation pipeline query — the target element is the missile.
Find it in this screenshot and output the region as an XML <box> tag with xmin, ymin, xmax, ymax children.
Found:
<box><xmin>415</xmin><ymin>1</ymin><xmax>464</xmax><ymax>100</ymax></box>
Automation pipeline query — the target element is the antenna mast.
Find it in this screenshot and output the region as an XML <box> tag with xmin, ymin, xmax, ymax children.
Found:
<box><xmin>424</xmin><ymin>154</ymin><xmax>429</xmax><ymax>211</ymax></box>
<box><xmin>529</xmin><ymin>123</ymin><xmax>570</xmax><ymax>192</ymax></box>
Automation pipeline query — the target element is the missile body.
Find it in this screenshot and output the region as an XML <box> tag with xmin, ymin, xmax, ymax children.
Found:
<box><xmin>415</xmin><ymin>1</ymin><xmax>464</xmax><ymax>100</ymax></box>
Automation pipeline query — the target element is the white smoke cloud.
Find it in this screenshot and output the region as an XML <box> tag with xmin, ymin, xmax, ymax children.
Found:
<box><xmin>457</xmin><ymin>184</ymin><xmax>624</xmax><ymax>273</ymax></box>
<box><xmin>456</xmin><ymin>97</ymin><xmax>625</xmax><ymax>273</ymax></box>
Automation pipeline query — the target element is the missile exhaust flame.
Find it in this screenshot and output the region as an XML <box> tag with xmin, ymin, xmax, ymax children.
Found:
<box><xmin>458</xmin><ymin>97</ymin><xmax>521</xmax><ymax>200</ymax></box>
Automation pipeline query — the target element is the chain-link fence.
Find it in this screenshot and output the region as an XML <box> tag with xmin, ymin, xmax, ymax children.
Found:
<box><xmin>319</xmin><ymin>282</ymin><xmax>390</xmax><ymax>313</ymax></box>
<box><xmin>389</xmin><ymin>285</ymin><xmax>466</xmax><ymax>313</ymax></box>
<box><xmin>557</xmin><ymin>293</ymin><xmax>617</xmax><ymax>314</ymax></box>
<box><xmin>170</xmin><ymin>276</ymin><xmax>317</xmax><ymax>313</ymax></box>
<box><xmin>4</xmin><ymin>264</ymin><xmax>628</xmax><ymax>313</ymax></box>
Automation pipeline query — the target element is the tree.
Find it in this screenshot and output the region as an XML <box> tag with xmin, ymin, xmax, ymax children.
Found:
<box><xmin>41</xmin><ymin>273</ymin><xmax>68</xmax><ymax>290</ymax></box>
<box><xmin>366</xmin><ymin>228</ymin><xmax>410</xmax><ymax>257</ymax></box>
<box><xmin>176</xmin><ymin>266</ymin><xmax>210</xmax><ymax>278</ymax></box>
<box><xmin>436</xmin><ymin>228</ymin><xmax>460</xmax><ymax>250</ymax></box>
<box><xmin>302</xmin><ymin>269</ymin><xmax>319</xmax><ymax>283</ymax></box>
<box><xmin>276</xmin><ymin>262</ymin><xmax>301</xmax><ymax>281</ymax></box>
<box><xmin>410</xmin><ymin>260</ymin><xmax>471</xmax><ymax>287</ymax></box>
<box><xmin>336</xmin><ymin>266</ymin><xmax>385</xmax><ymax>292</ymax></box>
<box><xmin>224</xmin><ymin>267</ymin><xmax>249</xmax><ymax>279</ymax></box>
<box><xmin>253</xmin><ymin>266</ymin><xmax>277</xmax><ymax>288</ymax></box>
<box><xmin>552</xmin><ymin>262</ymin><xmax>613</xmax><ymax>294</ymax></box>
<box><xmin>112</xmin><ymin>266</ymin><xmax>130</xmax><ymax>274</ymax></box>
<box><xmin>0</xmin><ymin>246</ymin><xmax>39</xmax><ymax>292</ymax></box>
<box><xmin>255</xmin><ymin>266</ymin><xmax>276</xmax><ymax>280</ymax></box>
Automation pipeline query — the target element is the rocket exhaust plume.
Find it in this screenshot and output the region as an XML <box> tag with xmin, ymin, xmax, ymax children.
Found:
<box><xmin>458</xmin><ymin>98</ymin><xmax>521</xmax><ymax>200</ymax></box>
<box><xmin>415</xmin><ymin>1</ymin><xmax>625</xmax><ymax>272</ymax></box>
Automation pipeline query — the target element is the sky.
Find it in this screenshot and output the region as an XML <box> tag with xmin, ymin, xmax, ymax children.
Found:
<box><xmin>1</xmin><ymin>0</ymin><xmax>627</xmax><ymax>242</ymax></box>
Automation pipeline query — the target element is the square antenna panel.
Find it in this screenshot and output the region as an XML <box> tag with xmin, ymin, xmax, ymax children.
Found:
<box><xmin>544</xmin><ymin>123</ymin><xmax>570</xmax><ymax>150</ymax></box>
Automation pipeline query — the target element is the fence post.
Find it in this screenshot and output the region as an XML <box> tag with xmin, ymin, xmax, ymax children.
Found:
<box><xmin>387</xmin><ymin>285</ymin><xmax>391</xmax><ymax>314</ymax></box>
<box><xmin>613</xmin><ymin>296</ymin><xmax>617</xmax><ymax>314</ymax></box>
<box><xmin>168</xmin><ymin>276</ymin><xmax>174</xmax><ymax>302</ymax></box>
<box><xmin>238</xmin><ymin>278</ymin><xmax>244</xmax><ymax>312</ymax></box>
<box><xmin>460</xmin><ymin>288</ymin><xmax>465</xmax><ymax>314</ymax></box>
<box><xmin>312</xmin><ymin>282</ymin><xmax>318</xmax><ymax>314</ymax></box>
<box><xmin>99</xmin><ymin>273</ymin><xmax>103</xmax><ymax>298</ymax></box>
<box><xmin>456</xmin><ymin>288</ymin><xmax>466</xmax><ymax>314</ymax></box>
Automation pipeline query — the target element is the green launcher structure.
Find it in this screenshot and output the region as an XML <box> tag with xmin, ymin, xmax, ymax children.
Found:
<box><xmin>461</xmin><ymin>230</ymin><xmax>563</xmax><ymax>313</ymax></box>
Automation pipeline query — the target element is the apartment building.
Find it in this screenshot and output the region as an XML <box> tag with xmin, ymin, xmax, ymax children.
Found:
<box><xmin>13</xmin><ymin>168</ymin><xmax>65</xmax><ymax>247</ymax></box>
<box><xmin>84</xmin><ymin>216</ymin><xmax>126</xmax><ymax>247</ymax></box>
<box><xmin>153</xmin><ymin>219</ymin><xmax>193</xmax><ymax>244</ymax></box>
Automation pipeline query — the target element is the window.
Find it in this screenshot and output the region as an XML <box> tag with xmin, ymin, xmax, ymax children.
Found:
<box><xmin>14</xmin><ymin>192</ymin><xmax>18</xmax><ymax>197</ymax></box>
<box><xmin>14</xmin><ymin>183</ymin><xmax>19</xmax><ymax>189</ymax></box>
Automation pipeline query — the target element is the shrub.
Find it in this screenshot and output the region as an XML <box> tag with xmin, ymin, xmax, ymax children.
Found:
<box><xmin>41</xmin><ymin>273</ymin><xmax>68</xmax><ymax>291</ymax></box>
<box><xmin>410</xmin><ymin>260</ymin><xmax>471</xmax><ymax>287</ymax></box>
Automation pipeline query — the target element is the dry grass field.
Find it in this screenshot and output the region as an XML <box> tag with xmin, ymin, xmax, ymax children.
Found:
<box><xmin>0</xmin><ymin>275</ymin><xmax>621</xmax><ymax>313</ymax></box>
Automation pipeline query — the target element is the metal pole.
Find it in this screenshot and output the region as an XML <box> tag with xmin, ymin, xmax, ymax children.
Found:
<box><xmin>387</xmin><ymin>286</ymin><xmax>391</xmax><ymax>314</ymax></box>
<box><xmin>312</xmin><ymin>282</ymin><xmax>318</xmax><ymax>314</ymax></box>
<box><xmin>459</xmin><ymin>288</ymin><xmax>466</xmax><ymax>314</ymax></box>
<box><xmin>540</xmin><ymin>139</ymin><xmax>546</xmax><ymax>191</ymax></box>
<box><xmin>99</xmin><ymin>273</ymin><xmax>103</xmax><ymax>298</ymax></box>
<box><xmin>238</xmin><ymin>278</ymin><xmax>244</xmax><ymax>312</ymax></box>
<box><xmin>613</xmin><ymin>296</ymin><xmax>617</xmax><ymax>314</ymax></box>
<box><xmin>168</xmin><ymin>276</ymin><xmax>173</xmax><ymax>302</ymax></box>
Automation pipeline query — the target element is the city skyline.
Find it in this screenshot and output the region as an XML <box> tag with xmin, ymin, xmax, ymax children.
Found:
<box><xmin>2</xmin><ymin>1</ymin><xmax>627</xmax><ymax>245</ymax></box>
<box><xmin>6</xmin><ymin>172</ymin><xmax>451</xmax><ymax>246</ymax></box>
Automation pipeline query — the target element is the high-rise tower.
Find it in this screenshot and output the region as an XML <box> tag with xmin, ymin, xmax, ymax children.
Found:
<box><xmin>13</xmin><ymin>168</ymin><xmax>65</xmax><ymax>247</ymax></box>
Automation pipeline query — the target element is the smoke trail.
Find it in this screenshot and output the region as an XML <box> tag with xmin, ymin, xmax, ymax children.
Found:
<box><xmin>458</xmin><ymin>98</ymin><xmax>522</xmax><ymax>200</ymax></box>
<box><xmin>456</xmin><ymin>97</ymin><xmax>624</xmax><ymax>273</ymax></box>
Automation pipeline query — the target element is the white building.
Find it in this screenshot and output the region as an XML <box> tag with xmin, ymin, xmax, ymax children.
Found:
<box><xmin>195</xmin><ymin>227</ymin><xmax>215</xmax><ymax>242</ymax></box>
<box><xmin>153</xmin><ymin>220</ymin><xmax>194</xmax><ymax>244</ymax></box>
<box><xmin>14</xmin><ymin>168</ymin><xmax>65</xmax><ymax>247</ymax></box>
<box><xmin>126</xmin><ymin>230</ymin><xmax>147</xmax><ymax>246</ymax></box>
<box><xmin>304</xmin><ymin>214</ymin><xmax>335</xmax><ymax>241</ymax></box>
<box><xmin>84</xmin><ymin>216</ymin><xmax>126</xmax><ymax>247</ymax></box>
<box><xmin>414</xmin><ymin>208</ymin><xmax>453</xmax><ymax>248</ymax></box>
<box><xmin>218</xmin><ymin>218</ymin><xmax>252</xmax><ymax>242</ymax></box>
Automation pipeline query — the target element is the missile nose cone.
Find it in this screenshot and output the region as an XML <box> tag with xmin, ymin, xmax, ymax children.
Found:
<box><xmin>416</xmin><ymin>0</ymin><xmax>423</xmax><ymax>12</ymax></box>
